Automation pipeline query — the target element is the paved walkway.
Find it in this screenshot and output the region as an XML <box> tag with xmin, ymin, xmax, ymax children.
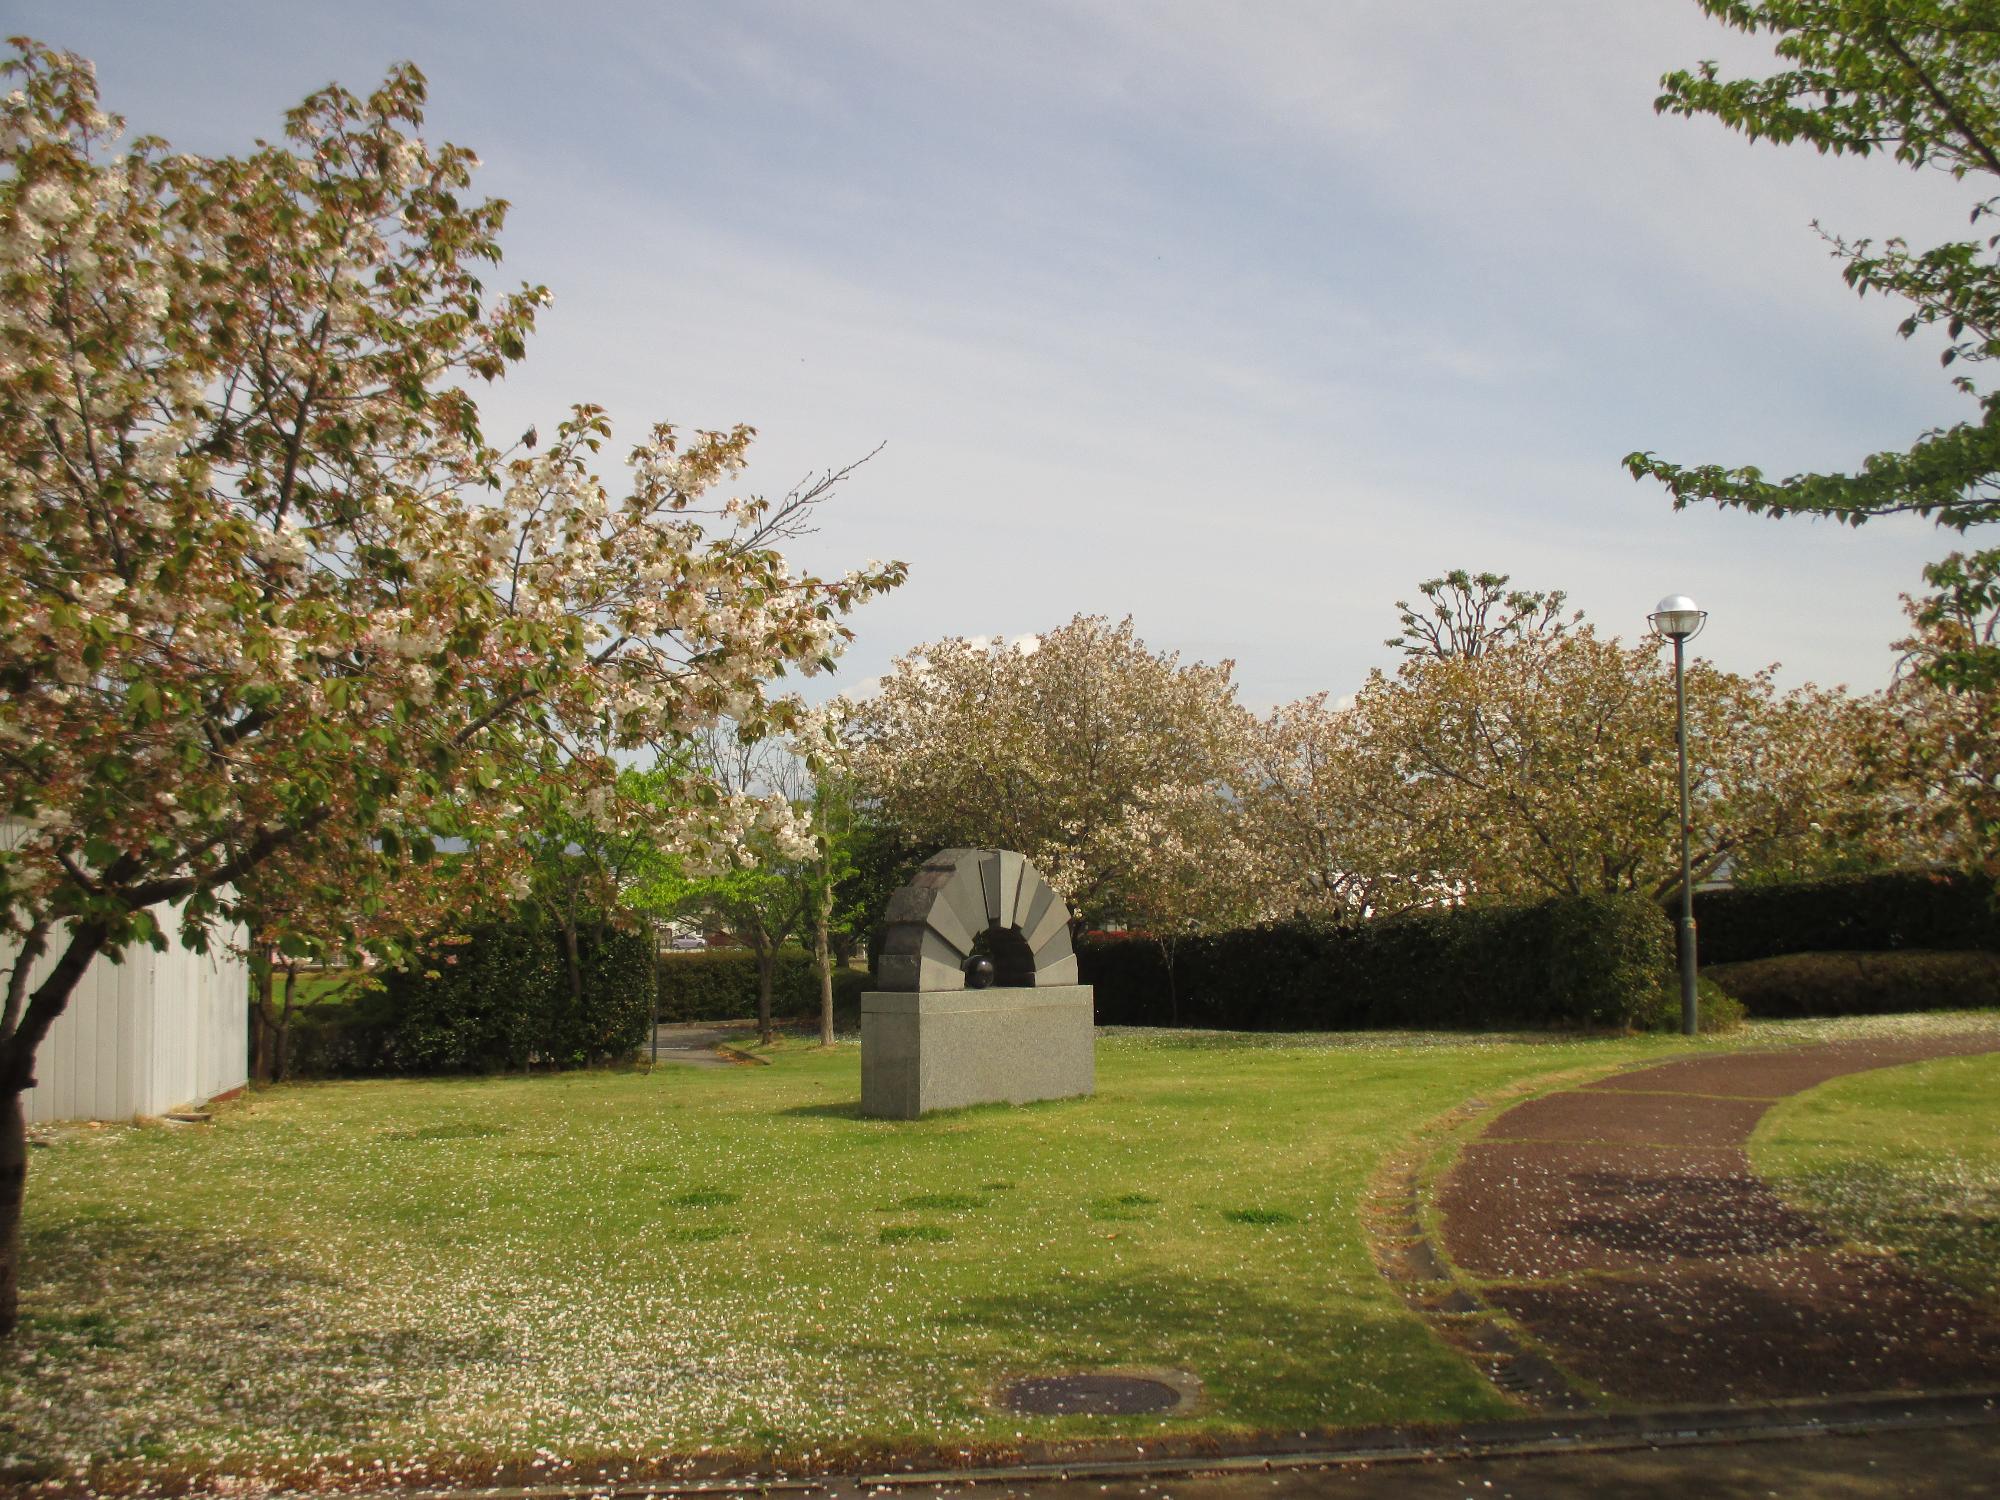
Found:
<box><xmin>646</xmin><ymin>1020</ymin><xmax>760</xmax><ymax>1068</ymax></box>
<box><xmin>1436</xmin><ymin>1034</ymin><xmax>2000</xmax><ymax>1404</ymax></box>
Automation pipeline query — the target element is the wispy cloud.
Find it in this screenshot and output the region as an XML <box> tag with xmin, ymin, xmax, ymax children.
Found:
<box><xmin>13</xmin><ymin>0</ymin><xmax>1970</xmax><ymax>704</ymax></box>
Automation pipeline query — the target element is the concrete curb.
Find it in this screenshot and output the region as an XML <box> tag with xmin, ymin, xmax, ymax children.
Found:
<box><xmin>370</xmin><ymin>1389</ymin><xmax>2000</xmax><ymax>1500</ymax></box>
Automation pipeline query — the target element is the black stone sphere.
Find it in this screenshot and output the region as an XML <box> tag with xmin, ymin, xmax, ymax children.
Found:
<box><xmin>962</xmin><ymin>955</ymin><xmax>996</xmax><ymax>989</ymax></box>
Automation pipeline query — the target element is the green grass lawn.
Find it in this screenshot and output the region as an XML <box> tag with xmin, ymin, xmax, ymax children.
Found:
<box><xmin>1753</xmin><ymin>1047</ymin><xmax>2000</xmax><ymax>1307</ymax></box>
<box><xmin>262</xmin><ymin>967</ymin><xmax>373</xmax><ymax>1007</ymax></box>
<box><xmin>3</xmin><ymin>1015</ymin><xmax>1992</xmax><ymax>1485</ymax></box>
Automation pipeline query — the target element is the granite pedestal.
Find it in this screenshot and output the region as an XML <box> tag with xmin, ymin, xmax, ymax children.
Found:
<box><xmin>860</xmin><ymin>985</ymin><xmax>1095</xmax><ymax>1119</ymax></box>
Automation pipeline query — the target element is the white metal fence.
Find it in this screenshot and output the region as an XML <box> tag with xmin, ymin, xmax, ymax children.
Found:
<box><xmin>10</xmin><ymin>903</ymin><xmax>249</xmax><ymax>1124</ymax></box>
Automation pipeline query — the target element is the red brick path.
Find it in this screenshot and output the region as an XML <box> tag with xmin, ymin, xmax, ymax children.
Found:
<box><xmin>1437</xmin><ymin>1034</ymin><xmax>2000</xmax><ymax>1403</ymax></box>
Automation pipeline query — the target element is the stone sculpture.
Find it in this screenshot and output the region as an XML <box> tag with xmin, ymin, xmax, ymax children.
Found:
<box><xmin>861</xmin><ymin>848</ymin><xmax>1095</xmax><ymax>1118</ymax></box>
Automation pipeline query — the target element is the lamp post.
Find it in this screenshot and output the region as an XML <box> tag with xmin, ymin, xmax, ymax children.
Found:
<box><xmin>1649</xmin><ymin>594</ymin><xmax>1708</xmax><ymax>1037</ymax></box>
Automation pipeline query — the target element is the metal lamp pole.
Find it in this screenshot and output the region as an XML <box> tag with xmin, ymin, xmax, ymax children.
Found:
<box><xmin>1650</xmin><ymin>595</ymin><xmax>1708</xmax><ymax>1038</ymax></box>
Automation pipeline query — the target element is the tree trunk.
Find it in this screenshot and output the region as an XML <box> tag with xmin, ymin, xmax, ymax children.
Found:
<box><xmin>248</xmin><ymin>1004</ymin><xmax>267</xmax><ymax>1086</ymax></box>
<box><xmin>276</xmin><ymin>966</ymin><xmax>299</xmax><ymax>1084</ymax></box>
<box><xmin>647</xmin><ymin>918</ymin><xmax>661</xmax><ymax>1066</ymax></box>
<box><xmin>250</xmin><ymin>950</ymin><xmax>277</xmax><ymax>1085</ymax></box>
<box><xmin>0</xmin><ymin>1090</ymin><xmax>23</xmax><ymax>1340</ymax></box>
<box><xmin>754</xmin><ymin>924</ymin><xmax>775</xmax><ymax>1046</ymax></box>
<box><xmin>1</xmin><ymin>921</ymin><xmax>49</xmax><ymax>1047</ymax></box>
<box><xmin>1</xmin><ymin>919</ymin><xmax>111</xmax><ymax>1338</ymax></box>
<box><xmin>561</xmin><ymin>917</ymin><xmax>584</xmax><ymax>1010</ymax></box>
<box><xmin>814</xmin><ymin>880</ymin><xmax>835</xmax><ymax>1047</ymax></box>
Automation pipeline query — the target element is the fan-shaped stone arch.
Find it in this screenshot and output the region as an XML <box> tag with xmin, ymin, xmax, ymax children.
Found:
<box><xmin>877</xmin><ymin>848</ymin><xmax>1077</xmax><ymax>992</ymax></box>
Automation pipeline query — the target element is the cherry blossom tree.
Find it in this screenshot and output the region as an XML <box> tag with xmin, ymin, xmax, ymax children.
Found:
<box><xmin>0</xmin><ymin>43</ymin><xmax>901</xmax><ymax>1334</ymax></box>
<box><xmin>1248</xmin><ymin>615</ymin><xmax>1889</xmax><ymax>914</ymax></box>
<box><xmin>1238</xmin><ymin>692</ymin><xmax>1431</xmax><ymax>917</ymax></box>
<box><xmin>238</xmin><ymin>838</ymin><xmax>503</xmax><ymax>1083</ymax></box>
<box><xmin>1385</xmin><ymin>569</ymin><xmax>1581</xmax><ymax>661</ymax></box>
<box><xmin>790</xmin><ymin>701</ymin><xmax>869</xmax><ymax>1044</ymax></box>
<box><xmin>850</xmin><ymin>616</ymin><xmax>1255</xmax><ymax>930</ymax></box>
<box><xmin>630</xmin><ymin>724</ymin><xmax>821</xmax><ymax>1044</ymax></box>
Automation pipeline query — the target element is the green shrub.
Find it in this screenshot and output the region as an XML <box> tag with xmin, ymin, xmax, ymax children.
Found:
<box><xmin>1705</xmin><ymin>949</ymin><xmax>2000</xmax><ymax>1018</ymax></box>
<box><xmin>380</xmin><ymin>921</ymin><xmax>557</xmax><ymax>1072</ymax></box>
<box><xmin>1081</xmin><ymin>893</ymin><xmax>1674</xmax><ymax>1033</ymax></box>
<box><xmin>1693</xmin><ymin>869</ymin><xmax>1999</xmax><ymax>964</ymax></box>
<box><xmin>1072</xmin><ymin>938</ymin><xmax>1174</xmax><ymax>1021</ymax></box>
<box><xmin>285</xmin><ymin>983</ymin><xmax>398</xmax><ymax>1077</ymax></box>
<box><xmin>347</xmin><ymin>920</ymin><xmax>656</xmax><ymax>1075</ymax></box>
<box><xmin>656</xmin><ymin>947</ymin><xmax>869</xmax><ymax>1024</ymax></box>
<box><xmin>543</xmin><ymin>925</ymin><xmax>657</xmax><ymax>1066</ymax></box>
<box><xmin>1634</xmin><ymin>975</ymin><xmax>1748</xmax><ymax>1034</ymax></box>
<box><xmin>831</xmin><ymin>967</ymin><xmax>872</xmax><ymax>1026</ymax></box>
<box><xmin>1546</xmin><ymin>894</ymin><xmax>1683</xmax><ymax>1028</ymax></box>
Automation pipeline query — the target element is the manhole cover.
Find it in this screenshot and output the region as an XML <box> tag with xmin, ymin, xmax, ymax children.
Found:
<box><xmin>999</xmin><ymin>1374</ymin><xmax>1186</xmax><ymax>1416</ymax></box>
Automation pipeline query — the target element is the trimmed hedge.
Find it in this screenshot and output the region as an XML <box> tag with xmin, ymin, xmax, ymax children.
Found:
<box><xmin>547</xmin><ymin>925</ymin><xmax>657</xmax><ymax>1064</ymax></box>
<box><xmin>1692</xmin><ymin>870</ymin><xmax>2000</xmax><ymax>965</ymax></box>
<box><xmin>381</xmin><ymin>920</ymin><xmax>565</xmax><ymax>1072</ymax></box>
<box><xmin>285</xmin><ymin>985</ymin><xmax>398</xmax><ymax>1078</ymax></box>
<box><xmin>657</xmin><ymin>947</ymin><xmax>870</xmax><ymax>1024</ymax></box>
<box><xmin>1080</xmin><ymin>893</ymin><xmax>1674</xmax><ymax>1033</ymax></box>
<box><xmin>291</xmin><ymin>921</ymin><xmax>657</xmax><ymax>1076</ymax></box>
<box><xmin>1705</xmin><ymin>949</ymin><xmax>2000</xmax><ymax>1018</ymax></box>
<box><xmin>1633</xmin><ymin>975</ymin><xmax>1748</xmax><ymax>1034</ymax></box>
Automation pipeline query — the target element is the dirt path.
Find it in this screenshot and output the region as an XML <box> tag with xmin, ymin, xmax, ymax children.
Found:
<box><xmin>1435</xmin><ymin>1033</ymin><xmax>2000</xmax><ymax>1405</ymax></box>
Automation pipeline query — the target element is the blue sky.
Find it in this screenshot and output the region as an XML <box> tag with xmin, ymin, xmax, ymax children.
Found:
<box><xmin>7</xmin><ymin>1</ymin><xmax>1982</xmax><ymax>704</ymax></box>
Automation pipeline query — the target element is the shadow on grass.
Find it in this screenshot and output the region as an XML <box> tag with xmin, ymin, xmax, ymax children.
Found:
<box><xmin>1088</xmin><ymin>1192</ymin><xmax>1160</xmax><ymax>1222</ymax></box>
<box><xmin>10</xmin><ymin>1225</ymin><xmax>1501</xmax><ymax>1465</ymax></box>
<box><xmin>889</xmin><ymin>1192</ymin><xmax>988</xmax><ymax>1212</ymax></box>
<box><xmin>664</xmin><ymin>1221</ymin><xmax>743</xmax><ymax>1244</ymax></box>
<box><xmin>852</xmin><ymin>1265</ymin><xmax>1475</xmax><ymax>1425</ymax></box>
<box><xmin>670</xmin><ymin>1188</ymin><xmax>742</xmax><ymax>1208</ymax></box>
<box><xmin>1779</xmin><ymin>1160</ymin><xmax>2000</xmax><ymax>1301</ymax></box>
<box><xmin>777</xmin><ymin>1096</ymin><xmax>1082</xmax><ymax>1124</ymax></box>
<box><xmin>383</xmin><ymin>1122</ymin><xmax>512</xmax><ymax>1142</ymax></box>
<box><xmin>778</xmin><ymin>1100</ymin><xmax>867</xmax><ymax>1120</ymax></box>
<box><xmin>9</xmin><ymin>1216</ymin><xmax>507</xmax><ymax>1465</ymax></box>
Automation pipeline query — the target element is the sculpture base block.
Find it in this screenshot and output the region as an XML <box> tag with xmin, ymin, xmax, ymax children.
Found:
<box><xmin>861</xmin><ymin>985</ymin><xmax>1095</xmax><ymax>1119</ymax></box>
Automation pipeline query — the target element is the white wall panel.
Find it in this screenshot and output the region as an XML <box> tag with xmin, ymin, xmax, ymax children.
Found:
<box><xmin>10</xmin><ymin>903</ymin><xmax>249</xmax><ymax>1124</ymax></box>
